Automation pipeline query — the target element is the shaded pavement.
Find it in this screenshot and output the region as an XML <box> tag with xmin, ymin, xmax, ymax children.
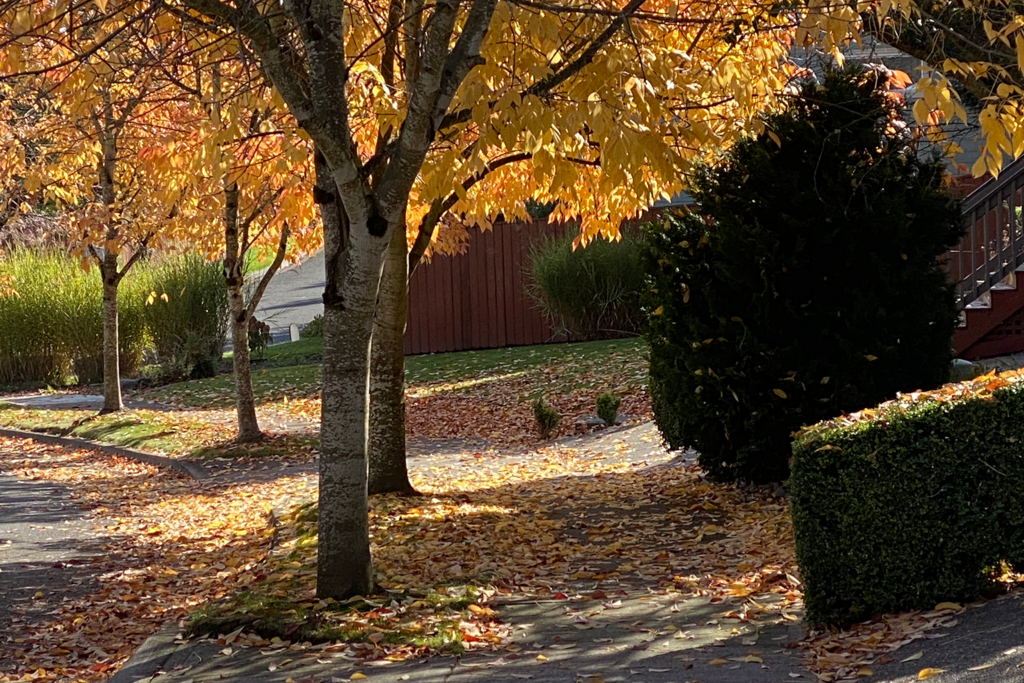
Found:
<box><xmin>115</xmin><ymin>593</ymin><xmax>1024</xmax><ymax>683</ymax></box>
<box><xmin>0</xmin><ymin>473</ymin><xmax>116</xmax><ymax>677</ymax></box>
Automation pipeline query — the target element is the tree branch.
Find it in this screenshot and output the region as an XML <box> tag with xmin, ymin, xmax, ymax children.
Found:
<box><xmin>434</xmin><ymin>0</ymin><xmax>647</xmax><ymax>134</ymax></box>
<box><xmin>247</xmin><ymin>222</ymin><xmax>291</xmax><ymax>315</ymax></box>
<box><xmin>409</xmin><ymin>152</ymin><xmax>531</xmax><ymax>271</ymax></box>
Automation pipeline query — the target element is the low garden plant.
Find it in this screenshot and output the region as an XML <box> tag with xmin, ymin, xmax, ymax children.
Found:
<box><xmin>791</xmin><ymin>371</ymin><xmax>1024</xmax><ymax>626</ymax></box>
<box><xmin>301</xmin><ymin>314</ymin><xmax>325</xmax><ymax>338</ymax></box>
<box><xmin>596</xmin><ymin>391</ymin><xmax>621</xmax><ymax>425</ymax></box>
<box><xmin>533</xmin><ymin>396</ymin><xmax>561</xmax><ymax>439</ymax></box>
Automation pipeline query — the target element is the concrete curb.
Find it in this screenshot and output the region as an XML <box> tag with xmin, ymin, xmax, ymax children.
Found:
<box><xmin>0</xmin><ymin>428</ymin><xmax>208</xmax><ymax>480</ymax></box>
<box><xmin>107</xmin><ymin>622</ymin><xmax>184</xmax><ymax>683</ymax></box>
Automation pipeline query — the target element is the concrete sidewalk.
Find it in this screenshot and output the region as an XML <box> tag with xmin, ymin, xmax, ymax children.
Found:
<box><xmin>115</xmin><ymin>592</ymin><xmax>1024</xmax><ymax>683</ymax></box>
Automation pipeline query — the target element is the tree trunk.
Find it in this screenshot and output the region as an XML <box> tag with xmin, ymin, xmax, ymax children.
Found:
<box><xmin>368</xmin><ymin>226</ymin><xmax>416</xmax><ymax>496</ymax></box>
<box><xmin>316</xmin><ymin>155</ymin><xmax>380</xmax><ymax>599</ymax></box>
<box><xmin>100</xmin><ymin>258</ymin><xmax>122</xmax><ymax>414</ymax></box>
<box><xmin>223</xmin><ymin>182</ymin><xmax>264</xmax><ymax>443</ymax></box>
<box><xmin>228</xmin><ymin>282</ymin><xmax>263</xmax><ymax>442</ymax></box>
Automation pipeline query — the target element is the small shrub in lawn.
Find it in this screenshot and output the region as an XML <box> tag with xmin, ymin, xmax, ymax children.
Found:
<box><xmin>249</xmin><ymin>317</ymin><xmax>272</xmax><ymax>360</ymax></box>
<box><xmin>528</xmin><ymin>228</ymin><xmax>645</xmax><ymax>340</ymax></box>
<box><xmin>642</xmin><ymin>64</ymin><xmax>963</xmax><ymax>483</ymax></box>
<box><xmin>791</xmin><ymin>371</ymin><xmax>1024</xmax><ymax>626</ymax></box>
<box><xmin>533</xmin><ymin>397</ymin><xmax>561</xmax><ymax>439</ymax></box>
<box><xmin>596</xmin><ymin>392</ymin><xmax>621</xmax><ymax>425</ymax></box>
<box><xmin>301</xmin><ymin>314</ymin><xmax>325</xmax><ymax>339</ymax></box>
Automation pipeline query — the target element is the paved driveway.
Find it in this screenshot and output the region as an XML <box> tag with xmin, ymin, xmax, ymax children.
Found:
<box><xmin>252</xmin><ymin>251</ymin><xmax>325</xmax><ymax>342</ymax></box>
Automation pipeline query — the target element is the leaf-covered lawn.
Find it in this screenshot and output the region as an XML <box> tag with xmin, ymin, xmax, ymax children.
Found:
<box><xmin>0</xmin><ymin>404</ymin><xmax>318</xmax><ymax>460</ymax></box>
<box><xmin>150</xmin><ymin>337</ymin><xmax>647</xmax><ymax>407</ymax></box>
<box><xmin>0</xmin><ymin>340</ymin><xmax>1000</xmax><ymax>683</ymax></box>
<box><xmin>0</xmin><ymin>435</ymin><xmax>799</xmax><ymax>683</ymax></box>
<box><xmin>0</xmin><ymin>434</ymin><xmax>998</xmax><ymax>683</ymax></box>
<box><xmin>0</xmin><ymin>338</ymin><xmax>650</xmax><ymax>459</ymax></box>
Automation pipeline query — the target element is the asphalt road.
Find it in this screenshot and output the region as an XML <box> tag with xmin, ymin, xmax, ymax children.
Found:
<box><xmin>252</xmin><ymin>251</ymin><xmax>325</xmax><ymax>343</ymax></box>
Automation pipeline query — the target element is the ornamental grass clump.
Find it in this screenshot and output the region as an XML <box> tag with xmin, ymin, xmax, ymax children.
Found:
<box><xmin>529</xmin><ymin>229</ymin><xmax>645</xmax><ymax>340</ymax></box>
<box><xmin>0</xmin><ymin>249</ymin><xmax>228</xmax><ymax>386</ymax></box>
<box><xmin>791</xmin><ymin>370</ymin><xmax>1024</xmax><ymax>626</ymax></box>
<box><xmin>140</xmin><ymin>254</ymin><xmax>228</xmax><ymax>380</ymax></box>
<box><xmin>0</xmin><ymin>248</ymin><xmax>147</xmax><ymax>385</ymax></box>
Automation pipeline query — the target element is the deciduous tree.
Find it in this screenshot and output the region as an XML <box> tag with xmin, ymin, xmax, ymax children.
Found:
<box><xmin>1</xmin><ymin>0</ymin><xmax>863</xmax><ymax>599</ymax></box>
<box><xmin>1</xmin><ymin>13</ymin><xmax>186</xmax><ymax>411</ymax></box>
<box><xmin>168</xmin><ymin>57</ymin><xmax>318</xmax><ymax>441</ymax></box>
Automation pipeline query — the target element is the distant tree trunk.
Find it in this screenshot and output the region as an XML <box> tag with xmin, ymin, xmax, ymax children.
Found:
<box><xmin>316</xmin><ymin>152</ymin><xmax>378</xmax><ymax>599</ymax></box>
<box><xmin>222</xmin><ymin>180</ymin><xmax>291</xmax><ymax>443</ymax></box>
<box><xmin>368</xmin><ymin>225</ymin><xmax>416</xmax><ymax>495</ymax></box>
<box><xmin>97</xmin><ymin>134</ymin><xmax>123</xmax><ymax>414</ymax></box>
<box><xmin>99</xmin><ymin>253</ymin><xmax>122</xmax><ymax>414</ymax></box>
<box><xmin>223</xmin><ymin>183</ymin><xmax>263</xmax><ymax>442</ymax></box>
<box><xmin>228</xmin><ymin>290</ymin><xmax>262</xmax><ymax>441</ymax></box>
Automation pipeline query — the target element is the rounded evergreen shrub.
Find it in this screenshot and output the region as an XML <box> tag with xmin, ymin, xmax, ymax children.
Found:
<box><xmin>642</xmin><ymin>65</ymin><xmax>964</xmax><ymax>483</ymax></box>
<box><xmin>529</xmin><ymin>229</ymin><xmax>645</xmax><ymax>340</ymax></box>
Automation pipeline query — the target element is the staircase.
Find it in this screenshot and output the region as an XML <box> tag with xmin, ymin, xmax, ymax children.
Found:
<box><xmin>950</xmin><ymin>156</ymin><xmax>1024</xmax><ymax>359</ymax></box>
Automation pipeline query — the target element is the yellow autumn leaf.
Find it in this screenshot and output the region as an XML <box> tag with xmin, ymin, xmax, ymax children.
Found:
<box><xmin>350</xmin><ymin>673</ymin><xmax>367</xmax><ymax>681</ymax></box>
<box><xmin>934</xmin><ymin>602</ymin><xmax>961</xmax><ymax>611</ymax></box>
<box><xmin>708</xmin><ymin>658</ymin><xmax>730</xmax><ymax>666</ymax></box>
<box><xmin>653</xmin><ymin>306</ymin><xmax>665</xmax><ymax>316</ymax></box>
<box><xmin>917</xmin><ymin>668</ymin><xmax>945</xmax><ymax>680</ymax></box>
<box><xmin>773</xmin><ymin>388</ymin><xmax>787</xmax><ymax>399</ymax></box>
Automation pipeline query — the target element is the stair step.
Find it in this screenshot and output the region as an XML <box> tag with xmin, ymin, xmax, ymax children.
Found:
<box><xmin>966</xmin><ymin>290</ymin><xmax>992</xmax><ymax>310</ymax></box>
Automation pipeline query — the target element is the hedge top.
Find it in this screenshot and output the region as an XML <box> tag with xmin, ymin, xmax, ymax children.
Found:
<box><xmin>794</xmin><ymin>369</ymin><xmax>1020</xmax><ymax>449</ymax></box>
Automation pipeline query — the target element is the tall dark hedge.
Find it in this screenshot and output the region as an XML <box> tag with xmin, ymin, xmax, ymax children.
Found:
<box><xmin>642</xmin><ymin>65</ymin><xmax>964</xmax><ymax>483</ymax></box>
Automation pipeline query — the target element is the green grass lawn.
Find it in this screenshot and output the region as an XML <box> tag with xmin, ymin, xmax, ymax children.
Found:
<box><xmin>153</xmin><ymin>337</ymin><xmax>647</xmax><ymax>409</ymax></box>
<box><xmin>1</xmin><ymin>337</ymin><xmax>648</xmax><ymax>457</ymax></box>
<box><xmin>0</xmin><ymin>401</ymin><xmax>319</xmax><ymax>459</ymax></box>
<box><xmin>244</xmin><ymin>241</ymin><xmax>299</xmax><ymax>274</ymax></box>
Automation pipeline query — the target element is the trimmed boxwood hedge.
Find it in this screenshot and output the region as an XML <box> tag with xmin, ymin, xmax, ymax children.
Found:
<box><xmin>791</xmin><ymin>372</ymin><xmax>1024</xmax><ymax>626</ymax></box>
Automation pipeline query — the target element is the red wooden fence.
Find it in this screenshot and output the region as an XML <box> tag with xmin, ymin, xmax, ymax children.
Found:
<box><xmin>404</xmin><ymin>220</ymin><xmax>564</xmax><ymax>355</ymax></box>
